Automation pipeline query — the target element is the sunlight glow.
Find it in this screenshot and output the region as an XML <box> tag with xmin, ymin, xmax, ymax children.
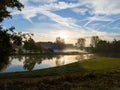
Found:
<box><xmin>58</xmin><ymin>32</ymin><xmax>68</xmax><ymax>40</ymax></box>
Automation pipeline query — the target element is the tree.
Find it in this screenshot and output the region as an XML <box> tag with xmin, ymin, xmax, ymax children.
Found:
<box><xmin>95</xmin><ymin>40</ymin><xmax>109</xmax><ymax>53</ymax></box>
<box><xmin>23</xmin><ymin>38</ymin><xmax>42</xmax><ymax>53</ymax></box>
<box><xmin>109</xmin><ymin>39</ymin><xmax>120</xmax><ymax>53</ymax></box>
<box><xmin>90</xmin><ymin>36</ymin><xmax>100</xmax><ymax>48</ymax></box>
<box><xmin>54</xmin><ymin>37</ymin><xmax>65</xmax><ymax>50</ymax></box>
<box><xmin>0</xmin><ymin>27</ymin><xmax>12</xmax><ymax>55</ymax></box>
<box><xmin>0</xmin><ymin>0</ymin><xmax>23</xmax><ymax>55</ymax></box>
<box><xmin>76</xmin><ymin>38</ymin><xmax>86</xmax><ymax>50</ymax></box>
<box><xmin>0</xmin><ymin>0</ymin><xmax>23</xmax><ymax>22</ymax></box>
<box><xmin>0</xmin><ymin>55</ymin><xmax>10</xmax><ymax>71</ymax></box>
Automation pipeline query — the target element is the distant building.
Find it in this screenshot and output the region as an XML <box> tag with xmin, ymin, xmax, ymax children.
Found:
<box><xmin>36</xmin><ymin>42</ymin><xmax>54</xmax><ymax>49</ymax></box>
<box><xmin>36</xmin><ymin>42</ymin><xmax>77</xmax><ymax>49</ymax></box>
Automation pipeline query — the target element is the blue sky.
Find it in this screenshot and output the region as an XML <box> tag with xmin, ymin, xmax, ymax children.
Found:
<box><xmin>2</xmin><ymin>0</ymin><xmax>120</xmax><ymax>44</ymax></box>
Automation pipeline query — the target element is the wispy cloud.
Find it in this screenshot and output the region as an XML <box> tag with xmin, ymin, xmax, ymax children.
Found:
<box><xmin>72</xmin><ymin>8</ymin><xmax>88</xmax><ymax>15</ymax></box>
<box><xmin>13</xmin><ymin>1</ymin><xmax>81</xmax><ymax>28</ymax></box>
<box><xmin>83</xmin><ymin>15</ymin><xmax>112</xmax><ymax>28</ymax></box>
<box><xmin>31</xmin><ymin>0</ymin><xmax>57</xmax><ymax>3</ymax></box>
<box><xmin>78</xmin><ymin>0</ymin><xmax>120</xmax><ymax>15</ymax></box>
<box><xmin>11</xmin><ymin>0</ymin><xmax>120</xmax><ymax>44</ymax></box>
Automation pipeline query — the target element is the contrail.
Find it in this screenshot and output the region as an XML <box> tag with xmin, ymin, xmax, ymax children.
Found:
<box><xmin>97</xmin><ymin>18</ymin><xmax>120</xmax><ymax>30</ymax></box>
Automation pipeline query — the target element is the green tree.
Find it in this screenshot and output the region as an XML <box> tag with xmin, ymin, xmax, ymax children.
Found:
<box><xmin>0</xmin><ymin>0</ymin><xmax>23</xmax><ymax>22</ymax></box>
<box><xmin>95</xmin><ymin>40</ymin><xmax>109</xmax><ymax>53</ymax></box>
<box><xmin>0</xmin><ymin>55</ymin><xmax>10</xmax><ymax>71</ymax></box>
<box><xmin>0</xmin><ymin>0</ymin><xmax>23</xmax><ymax>55</ymax></box>
<box><xmin>0</xmin><ymin>27</ymin><xmax>13</xmax><ymax>55</ymax></box>
<box><xmin>109</xmin><ymin>39</ymin><xmax>120</xmax><ymax>53</ymax></box>
<box><xmin>76</xmin><ymin>38</ymin><xmax>86</xmax><ymax>50</ymax></box>
<box><xmin>23</xmin><ymin>38</ymin><xmax>42</xmax><ymax>53</ymax></box>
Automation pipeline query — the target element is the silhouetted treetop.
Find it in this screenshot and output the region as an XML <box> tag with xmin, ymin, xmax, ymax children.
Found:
<box><xmin>0</xmin><ymin>0</ymin><xmax>23</xmax><ymax>22</ymax></box>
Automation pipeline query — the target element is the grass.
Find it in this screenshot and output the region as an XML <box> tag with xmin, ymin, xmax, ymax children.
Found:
<box><xmin>0</xmin><ymin>57</ymin><xmax>120</xmax><ymax>90</ymax></box>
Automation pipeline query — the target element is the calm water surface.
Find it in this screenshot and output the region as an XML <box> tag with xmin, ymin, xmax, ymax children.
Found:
<box><xmin>0</xmin><ymin>54</ymin><xmax>95</xmax><ymax>73</ymax></box>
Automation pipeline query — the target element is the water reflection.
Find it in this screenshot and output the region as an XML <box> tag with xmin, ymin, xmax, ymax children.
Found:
<box><xmin>23</xmin><ymin>55</ymin><xmax>53</xmax><ymax>71</ymax></box>
<box><xmin>55</xmin><ymin>55</ymin><xmax>65</xmax><ymax>66</ymax></box>
<box><xmin>75</xmin><ymin>54</ymin><xmax>95</xmax><ymax>61</ymax></box>
<box><xmin>0</xmin><ymin>54</ymin><xmax>96</xmax><ymax>73</ymax></box>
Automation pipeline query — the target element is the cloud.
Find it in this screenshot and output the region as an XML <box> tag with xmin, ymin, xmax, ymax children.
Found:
<box><xmin>97</xmin><ymin>18</ymin><xmax>120</xmax><ymax>30</ymax></box>
<box><xmin>20</xmin><ymin>0</ymin><xmax>28</xmax><ymax>4</ymax></box>
<box><xmin>79</xmin><ymin>0</ymin><xmax>120</xmax><ymax>15</ymax></box>
<box><xmin>15</xmin><ymin>0</ymin><xmax>120</xmax><ymax>44</ymax></box>
<box><xmin>83</xmin><ymin>15</ymin><xmax>112</xmax><ymax>27</ymax></box>
<box><xmin>31</xmin><ymin>0</ymin><xmax>57</xmax><ymax>3</ymax></box>
<box><xmin>72</xmin><ymin>8</ymin><xmax>88</xmax><ymax>15</ymax></box>
<box><xmin>12</xmin><ymin>1</ymin><xmax>81</xmax><ymax>29</ymax></box>
<box><xmin>20</xmin><ymin>0</ymin><xmax>57</xmax><ymax>5</ymax></box>
<box><xmin>40</xmin><ymin>2</ymin><xmax>80</xmax><ymax>11</ymax></box>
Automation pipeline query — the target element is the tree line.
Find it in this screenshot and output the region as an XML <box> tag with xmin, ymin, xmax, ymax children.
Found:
<box><xmin>76</xmin><ymin>36</ymin><xmax>120</xmax><ymax>55</ymax></box>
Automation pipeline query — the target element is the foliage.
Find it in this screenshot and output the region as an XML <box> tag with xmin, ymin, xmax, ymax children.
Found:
<box><xmin>23</xmin><ymin>38</ymin><xmax>42</xmax><ymax>53</ymax></box>
<box><xmin>94</xmin><ymin>40</ymin><xmax>109</xmax><ymax>52</ymax></box>
<box><xmin>54</xmin><ymin>37</ymin><xmax>65</xmax><ymax>50</ymax></box>
<box><xmin>0</xmin><ymin>0</ymin><xmax>23</xmax><ymax>22</ymax></box>
<box><xmin>90</xmin><ymin>36</ymin><xmax>100</xmax><ymax>48</ymax></box>
<box><xmin>0</xmin><ymin>26</ymin><xmax>12</xmax><ymax>55</ymax></box>
<box><xmin>0</xmin><ymin>55</ymin><xmax>10</xmax><ymax>71</ymax></box>
<box><xmin>91</xmin><ymin>39</ymin><xmax>120</xmax><ymax>56</ymax></box>
<box><xmin>0</xmin><ymin>26</ymin><xmax>24</xmax><ymax>54</ymax></box>
<box><xmin>76</xmin><ymin>38</ymin><xmax>86</xmax><ymax>50</ymax></box>
<box><xmin>0</xmin><ymin>0</ymin><xmax>23</xmax><ymax>55</ymax></box>
<box><xmin>109</xmin><ymin>39</ymin><xmax>120</xmax><ymax>53</ymax></box>
<box><xmin>0</xmin><ymin>26</ymin><xmax>35</xmax><ymax>55</ymax></box>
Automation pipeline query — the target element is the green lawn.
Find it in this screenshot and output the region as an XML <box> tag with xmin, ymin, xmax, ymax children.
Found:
<box><xmin>0</xmin><ymin>57</ymin><xmax>120</xmax><ymax>90</ymax></box>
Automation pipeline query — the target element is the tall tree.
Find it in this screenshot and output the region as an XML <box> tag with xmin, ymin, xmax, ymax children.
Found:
<box><xmin>54</xmin><ymin>37</ymin><xmax>65</xmax><ymax>50</ymax></box>
<box><xmin>0</xmin><ymin>0</ymin><xmax>23</xmax><ymax>55</ymax></box>
<box><xmin>90</xmin><ymin>36</ymin><xmax>100</xmax><ymax>48</ymax></box>
<box><xmin>76</xmin><ymin>38</ymin><xmax>86</xmax><ymax>50</ymax></box>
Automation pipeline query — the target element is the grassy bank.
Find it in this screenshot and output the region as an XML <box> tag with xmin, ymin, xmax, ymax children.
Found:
<box><xmin>0</xmin><ymin>57</ymin><xmax>120</xmax><ymax>90</ymax></box>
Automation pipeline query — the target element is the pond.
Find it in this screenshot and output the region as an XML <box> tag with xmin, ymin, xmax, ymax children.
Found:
<box><xmin>0</xmin><ymin>54</ymin><xmax>96</xmax><ymax>73</ymax></box>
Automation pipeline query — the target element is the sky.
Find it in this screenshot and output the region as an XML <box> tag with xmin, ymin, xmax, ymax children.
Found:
<box><xmin>2</xmin><ymin>0</ymin><xmax>120</xmax><ymax>45</ymax></box>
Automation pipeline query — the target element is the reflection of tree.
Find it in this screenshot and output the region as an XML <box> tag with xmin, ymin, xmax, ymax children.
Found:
<box><xmin>76</xmin><ymin>54</ymin><xmax>91</xmax><ymax>61</ymax></box>
<box><xmin>55</xmin><ymin>55</ymin><xmax>65</xmax><ymax>66</ymax></box>
<box><xmin>23</xmin><ymin>55</ymin><xmax>53</xmax><ymax>71</ymax></box>
<box><xmin>76</xmin><ymin>54</ymin><xmax>95</xmax><ymax>61</ymax></box>
<box><xmin>10</xmin><ymin>55</ymin><xmax>23</xmax><ymax>61</ymax></box>
<box><xmin>76</xmin><ymin>55</ymin><xmax>85</xmax><ymax>61</ymax></box>
<box><xmin>0</xmin><ymin>55</ymin><xmax>10</xmax><ymax>72</ymax></box>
